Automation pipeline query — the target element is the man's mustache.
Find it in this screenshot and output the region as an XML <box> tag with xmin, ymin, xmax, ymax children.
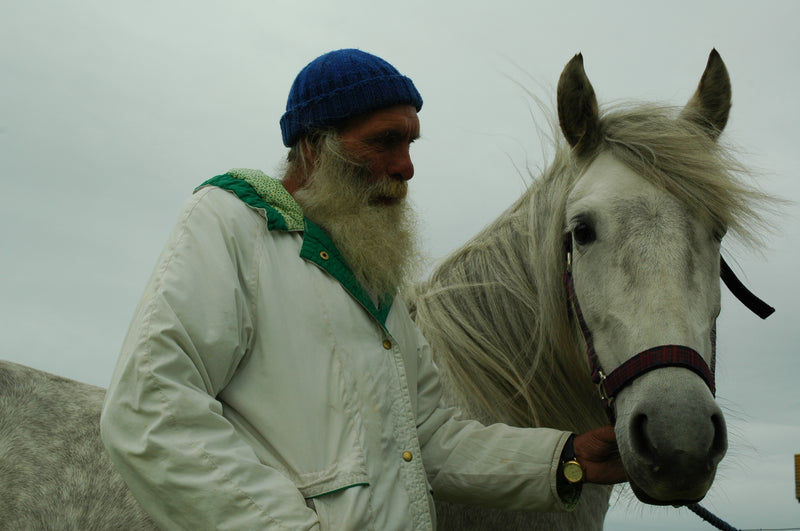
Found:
<box><xmin>366</xmin><ymin>177</ymin><xmax>408</xmax><ymax>205</ymax></box>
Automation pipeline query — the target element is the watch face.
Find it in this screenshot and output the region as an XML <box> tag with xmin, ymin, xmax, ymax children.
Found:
<box><xmin>564</xmin><ymin>460</ymin><xmax>584</xmax><ymax>483</ymax></box>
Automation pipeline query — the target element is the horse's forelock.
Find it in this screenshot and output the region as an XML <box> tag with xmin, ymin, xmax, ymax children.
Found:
<box><xmin>591</xmin><ymin>104</ymin><xmax>774</xmax><ymax>247</ymax></box>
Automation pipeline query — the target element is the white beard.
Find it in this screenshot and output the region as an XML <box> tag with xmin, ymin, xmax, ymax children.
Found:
<box><xmin>292</xmin><ymin>145</ymin><xmax>421</xmax><ymax>301</ymax></box>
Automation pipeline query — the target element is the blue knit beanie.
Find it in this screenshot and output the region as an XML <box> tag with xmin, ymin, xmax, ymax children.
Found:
<box><xmin>280</xmin><ymin>49</ymin><xmax>423</xmax><ymax>147</ymax></box>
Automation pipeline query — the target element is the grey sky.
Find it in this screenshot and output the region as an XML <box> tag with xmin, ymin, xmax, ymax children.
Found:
<box><xmin>2</xmin><ymin>1</ymin><xmax>798</xmax><ymax>529</ymax></box>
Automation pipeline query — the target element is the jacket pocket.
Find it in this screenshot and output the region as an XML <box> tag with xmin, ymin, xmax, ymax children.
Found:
<box><xmin>306</xmin><ymin>483</ymin><xmax>372</xmax><ymax>531</ymax></box>
<box><xmin>295</xmin><ymin>466</ymin><xmax>369</xmax><ymax>500</ymax></box>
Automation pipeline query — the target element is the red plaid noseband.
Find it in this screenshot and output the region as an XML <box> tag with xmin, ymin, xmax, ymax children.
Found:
<box><xmin>600</xmin><ymin>345</ymin><xmax>715</xmax><ymax>402</ymax></box>
<box><xmin>563</xmin><ymin>232</ymin><xmax>772</xmax><ymax>423</ymax></box>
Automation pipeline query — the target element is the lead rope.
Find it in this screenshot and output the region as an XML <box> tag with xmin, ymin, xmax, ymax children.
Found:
<box><xmin>686</xmin><ymin>502</ymin><xmax>741</xmax><ymax>531</ymax></box>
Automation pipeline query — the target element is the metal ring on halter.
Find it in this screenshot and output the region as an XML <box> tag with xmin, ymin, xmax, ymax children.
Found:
<box><xmin>596</xmin><ymin>370</ymin><xmax>612</xmax><ymax>405</ymax></box>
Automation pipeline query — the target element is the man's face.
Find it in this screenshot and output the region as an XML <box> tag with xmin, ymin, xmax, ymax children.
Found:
<box><xmin>336</xmin><ymin>104</ymin><xmax>420</xmax><ymax>203</ymax></box>
<box><xmin>290</xmin><ymin>106</ymin><xmax>421</xmax><ymax>297</ymax></box>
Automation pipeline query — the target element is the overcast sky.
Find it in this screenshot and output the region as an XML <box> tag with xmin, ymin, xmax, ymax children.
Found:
<box><xmin>2</xmin><ymin>1</ymin><xmax>799</xmax><ymax>529</ymax></box>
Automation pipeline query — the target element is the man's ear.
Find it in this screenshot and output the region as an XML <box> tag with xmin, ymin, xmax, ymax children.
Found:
<box><xmin>300</xmin><ymin>136</ymin><xmax>318</xmax><ymax>163</ymax></box>
<box><xmin>282</xmin><ymin>136</ymin><xmax>318</xmax><ymax>196</ymax></box>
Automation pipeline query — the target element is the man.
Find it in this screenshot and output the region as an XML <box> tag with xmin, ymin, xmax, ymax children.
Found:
<box><xmin>100</xmin><ymin>48</ymin><xmax>625</xmax><ymax>530</ymax></box>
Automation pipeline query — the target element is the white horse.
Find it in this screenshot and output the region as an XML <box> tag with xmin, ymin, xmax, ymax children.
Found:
<box><xmin>410</xmin><ymin>49</ymin><xmax>772</xmax><ymax>529</ymax></box>
<box><xmin>0</xmin><ymin>51</ymin><xmax>772</xmax><ymax>530</ymax></box>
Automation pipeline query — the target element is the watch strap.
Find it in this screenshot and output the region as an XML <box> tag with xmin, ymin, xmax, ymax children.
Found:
<box><xmin>556</xmin><ymin>433</ymin><xmax>583</xmax><ymax>507</ymax></box>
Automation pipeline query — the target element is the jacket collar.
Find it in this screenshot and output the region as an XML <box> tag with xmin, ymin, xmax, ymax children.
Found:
<box><xmin>196</xmin><ymin>170</ymin><xmax>394</xmax><ymax>326</ymax></box>
<box><xmin>197</xmin><ymin>169</ymin><xmax>303</xmax><ymax>231</ymax></box>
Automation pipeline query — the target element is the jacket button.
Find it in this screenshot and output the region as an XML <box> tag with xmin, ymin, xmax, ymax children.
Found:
<box><xmin>382</xmin><ymin>339</ymin><xmax>392</xmax><ymax>350</ymax></box>
<box><xmin>402</xmin><ymin>451</ymin><xmax>413</xmax><ymax>462</ymax></box>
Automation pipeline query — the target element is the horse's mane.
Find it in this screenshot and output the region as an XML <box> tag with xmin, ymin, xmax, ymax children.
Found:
<box><xmin>410</xmin><ymin>103</ymin><xmax>772</xmax><ymax>433</ymax></box>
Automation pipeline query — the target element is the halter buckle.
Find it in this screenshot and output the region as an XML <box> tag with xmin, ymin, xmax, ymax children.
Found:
<box><xmin>596</xmin><ymin>369</ymin><xmax>612</xmax><ymax>405</ymax></box>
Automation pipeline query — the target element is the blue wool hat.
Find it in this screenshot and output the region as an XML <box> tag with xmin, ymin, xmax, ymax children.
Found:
<box><xmin>280</xmin><ymin>49</ymin><xmax>423</xmax><ymax>147</ymax></box>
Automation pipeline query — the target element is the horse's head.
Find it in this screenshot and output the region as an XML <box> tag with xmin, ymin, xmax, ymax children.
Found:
<box><xmin>557</xmin><ymin>50</ymin><xmax>745</xmax><ymax>505</ymax></box>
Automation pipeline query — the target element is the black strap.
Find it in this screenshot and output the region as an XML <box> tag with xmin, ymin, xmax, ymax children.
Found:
<box><xmin>720</xmin><ymin>257</ymin><xmax>775</xmax><ymax>319</ymax></box>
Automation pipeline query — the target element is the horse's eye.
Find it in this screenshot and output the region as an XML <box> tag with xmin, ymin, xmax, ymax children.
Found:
<box><xmin>573</xmin><ymin>222</ymin><xmax>596</xmax><ymax>246</ymax></box>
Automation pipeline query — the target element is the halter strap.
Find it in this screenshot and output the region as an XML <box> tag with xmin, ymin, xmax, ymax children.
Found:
<box><xmin>720</xmin><ymin>257</ymin><xmax>775</xmax><ymax>319</ymax></box>
<box><xmin>563</xmin><ymin>233</ymin><xmax>772</xmax><ymax>422</ymax></box>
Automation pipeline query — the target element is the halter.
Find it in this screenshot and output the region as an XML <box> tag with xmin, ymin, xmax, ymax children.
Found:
<box><xmin>563</xmin><ymin>233</ymin><xmax>774</xmax><ymax>422</ymax></box>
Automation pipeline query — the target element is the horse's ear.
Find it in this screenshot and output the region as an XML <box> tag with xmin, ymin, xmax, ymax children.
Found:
<box><xmin>680</xmin><ymin>49</ymin><xmax>731</xmax><ymax>140</ymax></box>
<box><xmin>558</xmin><ymin>53</ymin><xmax>601</xmax><ymax>156</ymax></box>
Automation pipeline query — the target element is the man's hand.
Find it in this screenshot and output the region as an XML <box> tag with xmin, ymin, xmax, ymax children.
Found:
<box><xmin>573</xmin><ymin>425</ymin><xmax>627</xmax><ymax>484</ymax></box>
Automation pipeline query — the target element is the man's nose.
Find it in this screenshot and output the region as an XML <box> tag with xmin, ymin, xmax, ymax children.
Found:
<box><xmin>388</xmin><ymin>147</ymin><xmax>414</xmax><ymax>181</ymax></box>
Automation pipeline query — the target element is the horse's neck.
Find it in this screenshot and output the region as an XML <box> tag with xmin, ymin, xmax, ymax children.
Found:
<box><xmin>419</xmin><ymin>172</ymin><xmax>607</xmax><ymax>433</ymax></box>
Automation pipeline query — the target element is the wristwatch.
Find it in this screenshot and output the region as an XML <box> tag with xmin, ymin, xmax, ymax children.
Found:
<box><xmin>560</xmin><ymin>434</ymin><xmax>585</xmax><ymax>484</ymax></box>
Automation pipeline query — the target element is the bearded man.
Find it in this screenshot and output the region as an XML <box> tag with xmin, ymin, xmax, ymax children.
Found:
<box><xmin>287</xmin><ymin>119</ymin><xmax>421</xmax><ymax>303</ymax></box>
<box><xmin>100</xmin><ymin>49</ymin><xmax>625</xmax><ymax>530</ymax></box>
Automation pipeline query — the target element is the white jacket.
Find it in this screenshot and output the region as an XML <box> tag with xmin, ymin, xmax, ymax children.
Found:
<box><xmin>100</xmin><ymin>170</ymin><xmax>573</xmax><ymax>530</ymax></box>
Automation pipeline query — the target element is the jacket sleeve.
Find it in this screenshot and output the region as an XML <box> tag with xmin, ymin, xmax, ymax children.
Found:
<box><xmin>100</xmin><ymin>188</ymin><xmax>320</xmax><ymax>530</ymax></box>
<box><xmin>410</xmin><ymin>326</ymin><xmax>574</xmax><ymax>512</ymax></box>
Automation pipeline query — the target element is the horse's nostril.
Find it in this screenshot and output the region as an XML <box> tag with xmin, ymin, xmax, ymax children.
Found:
<box><xmin>631</xmin><ymin>413</ymin><xmax>657</xmax><ymax>466</ymax></box>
